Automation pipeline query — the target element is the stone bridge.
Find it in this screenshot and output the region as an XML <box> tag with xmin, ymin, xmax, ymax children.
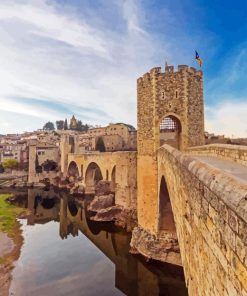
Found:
<box><xmin>58</xmin><ymin>64</ymin><xmax>247</xmax><ymax>296</ymax></box>
<box><xmin>132</xmin><ymin>143</ymin><xmax>247</xmax><ymax>296</ymax></box>
<box><xmin>67</xmin><ymin>151</ymin><xmax>137</xmax><ymax>209</ymax></box>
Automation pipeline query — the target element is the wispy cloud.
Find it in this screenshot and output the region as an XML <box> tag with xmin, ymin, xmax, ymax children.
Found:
<box><xmin>0</xmin><ymin>0</ymin><xmax>173</xmax><ymax>133</ymax></box>
<box><xmin>0</xmin><ymin>0</ymin><xmax>245</xmax><ymax>137</ymax></box>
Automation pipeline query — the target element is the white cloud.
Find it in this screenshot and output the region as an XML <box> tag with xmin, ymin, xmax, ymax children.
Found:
<box><xmin>206</xmin><ymin>100</ymin><xmax>247</xmax><ymax>138</ymax></box>
<box><xmin>0</xmin><ymin>0</ymin><xmax>168</xmax><ymax>133</ymax></box>
<box><xmin>0</xmin><ymin>0</ymin><xmax>245</xmax><ymax>138</ymax></box>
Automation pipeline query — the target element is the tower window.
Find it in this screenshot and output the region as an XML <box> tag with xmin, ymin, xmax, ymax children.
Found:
<box><xmin>160</xmin><ymin>116</ymin><xmax>180</xmax><ymax>132</ymax></box>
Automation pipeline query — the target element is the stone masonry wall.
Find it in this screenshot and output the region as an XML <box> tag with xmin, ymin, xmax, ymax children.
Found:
<box><xmin>186</xmin><ymin>144</ymin><xmax>247</xmax><ymax>166</ymax></box>
<box><xmin>137</xmin><ymin>65</ymin><xmax>205</xmax><ymax>235</ymax></box>
<box><xmin>68</xmin><ymin>151</ymin><xmax>137</xmax><ymax>209</ymax></box>
<box><xmin>157</xmin><ymin>144</ymin><xmax>247</xmax><ymax>296</ymax></box>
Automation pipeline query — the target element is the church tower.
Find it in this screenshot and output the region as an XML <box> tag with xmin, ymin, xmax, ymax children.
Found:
<box><xmin>70</xmin><ymin>115</ymin><xmax>77</xmax><ymax>130</ymax></box>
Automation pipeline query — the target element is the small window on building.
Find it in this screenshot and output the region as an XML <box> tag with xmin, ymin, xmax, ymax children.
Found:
<box><xmin>175</xmin><ymin>91</ymin><xmax>178</xmax><ymax>98</ymax></box>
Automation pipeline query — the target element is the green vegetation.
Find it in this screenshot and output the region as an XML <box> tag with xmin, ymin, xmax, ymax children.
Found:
<box><xmin>43</xmin><ymin>121</ymin><xmax>55</xmax><ymax>130</ymax></box>
<box><xmin>56</xmin><ymin>120</ymin><xmax>64</xmax><ymax>130</ymax></box>
<box><xmin>0</xmin><ymin>194</ymin><xmax>23</xmax><ymax>235</ymax></box>
<box><xmin>64</xmin><ymin>118</ymin><xmax>68</xmax><ymax>130</ymax></box>
<box><xmin>0</xmin><ymin>194</ymin><xmax>25</xmax><ymax>267</ymax></box>
<box><xmin>96</xmin><ymin>137</ymin><xmax>106</xmax><ymax>152</ymax></box>
<box><xmin>2</xmin><ymin>159</ymin><xmax>19</xmax><ymax>170</ymax></box>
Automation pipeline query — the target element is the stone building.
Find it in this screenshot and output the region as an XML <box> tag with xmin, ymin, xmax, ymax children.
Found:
<box><xmin>36</xmin><ymin>144</ymin><xmax>60</xmax><ymax>166</ymax></box>
<box><xmin>28</xmin><ymin>142</ymin><xmax>60</xmax><ymax>183</ymax></box>
<box><xmin>87</xmin><ymin>123</ymin><xmax>137</xmax><ymax>152</ymax></box>
<box><xmin>0</xmin><ymin>142</ymin><xmax>29</xmax><ymax>170</ymax></box>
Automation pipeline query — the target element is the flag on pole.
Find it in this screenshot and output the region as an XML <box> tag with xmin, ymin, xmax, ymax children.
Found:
<box><xmin>195</xmin><ymin>51</ymin><xmax>203</xmax><ymax>67</ymax></box>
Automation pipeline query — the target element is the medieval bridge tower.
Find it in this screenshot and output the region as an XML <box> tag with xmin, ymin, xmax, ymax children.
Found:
<box><xmin>137</xmin><ymin>64</ymin><xmax>205</xmax><ymax>234</ymax></box>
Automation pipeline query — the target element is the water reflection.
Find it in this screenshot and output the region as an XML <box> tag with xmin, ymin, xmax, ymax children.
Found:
<box><xmin>8</xmin><ymin>189</ymin><xmax>188</xmax><ymax>296</ymax></box>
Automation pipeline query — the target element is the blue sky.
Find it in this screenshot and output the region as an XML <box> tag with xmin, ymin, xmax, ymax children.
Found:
<box><xmin>0</xmin><ymin>0</ymin><xmax>246</xmax><ymax>137</ymax></box>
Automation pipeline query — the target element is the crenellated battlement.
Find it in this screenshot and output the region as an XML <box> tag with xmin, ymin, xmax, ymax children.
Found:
<box><xmin>137</xmin><ymin>64</ymin><xmax>202</xmax><ymax>85</ymax></box>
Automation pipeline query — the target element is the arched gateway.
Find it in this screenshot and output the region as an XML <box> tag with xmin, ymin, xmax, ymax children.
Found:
<box><xmin>160</xmin><ymin>115</ymin><xmax>182</xmax><ymax>149</ymax></box>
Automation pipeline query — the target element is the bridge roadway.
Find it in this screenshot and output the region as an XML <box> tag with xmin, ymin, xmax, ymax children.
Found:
<box><xmin>191</xmin><ymin>155</ymin><xmax>247</xmax><ymax>184</ymax></box>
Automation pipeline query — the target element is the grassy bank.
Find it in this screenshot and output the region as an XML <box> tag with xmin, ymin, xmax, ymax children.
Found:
<box><xmin>0</xmin><ymin>194</ymin><xmax>25</xmax><ymax>296</ymax></box>
<box><xmin>0</xmin><ymin>194</ymin><xmax>23</xmax><ymax>236</ymax></box>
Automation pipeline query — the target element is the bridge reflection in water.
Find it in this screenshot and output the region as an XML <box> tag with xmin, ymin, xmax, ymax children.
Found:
<box><xmin>11</xmin><ymin>189</ymin><xmax>188</xmax><ymax>296</ymax></box>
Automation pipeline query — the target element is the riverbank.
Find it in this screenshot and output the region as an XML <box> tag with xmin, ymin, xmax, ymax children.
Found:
<box><xmin>0</xmin><ymin>194</ymin><xmax>27</xmax><ymax>296</ymax></box>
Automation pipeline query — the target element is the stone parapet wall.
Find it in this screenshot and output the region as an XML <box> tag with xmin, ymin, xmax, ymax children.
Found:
<box><xmin>157</xmin><ymin>144</ymin><xmax>247</xmax><ymax>296</ymax></box>
<box><xmin>186</xmin><ymin>144</ymin><xmax>247</xmax><ymax>166</ymax></box>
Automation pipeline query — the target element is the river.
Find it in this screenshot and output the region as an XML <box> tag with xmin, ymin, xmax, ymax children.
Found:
<box><xmin>6</xmin><ymin>188</ymin><xmax>188</xmax><ymax>296</ymax></box>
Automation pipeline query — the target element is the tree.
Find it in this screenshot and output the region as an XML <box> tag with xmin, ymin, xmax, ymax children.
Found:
<box><xmin>76</xmin><ymin>120</ymin><xmax>83</xmax><ymax>131</ymax></box>
<box><xmin>43</xmin><ymin>121</ymin><xmax>55</xmax><ymax>131</ymax></box>
<box><xmin>84</xmin><ymin>124</ymin><xmax>89</xmax><ymax>132</ymax></box>
<box><xmin>64</xmin><ymin>119</ymin><xmax>68</xmax><ymax>130</ymax></box>
<box><xmin>56</xmin><ymin>120</ymin><xmax>64</xmax><ymax>130</ymax></box>
<box><xmin>95</xmin><ymin>137</ymin><xmax>106</xmax><ymax>152</ymax></box>
<box><xmin>42</xmin><ymin>160</ymin><xmax>57</xmax><ymax>171</ymax></box>
<box><xmin>2</xmin><ymin>159</ymin><xmax>19</xmax><ymax>170</ymax></box>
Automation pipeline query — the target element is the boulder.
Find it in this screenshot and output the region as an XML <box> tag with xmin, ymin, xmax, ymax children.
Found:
<box><xmin>88</xmin><ymin>194</ymin><xmax>114</xmax><ymax>212</ymax></box>
<box><xmin>91</xmin><ymin>205</ymin><xmax>123</xmax><ymax>222</ymax></box>
<box><xmin>95</xmin><ymin>180</ymin><xmax>112</xmax><ymax>195</ymax></box>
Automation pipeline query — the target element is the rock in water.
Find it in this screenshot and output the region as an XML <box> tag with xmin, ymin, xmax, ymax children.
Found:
<box><xmin>95</xmin><ymin>180</ymin><xmax>112</xmax><ymax>195</ymax></box>
<box><xmin>91</xmin><ymin>205</ymin><xmax>123</xmax><ymax>222</ymax></box>
<box><xmin>88</xmin><ymin>194</ymin><xmax>114</xmax><ymax>212</ymax></box>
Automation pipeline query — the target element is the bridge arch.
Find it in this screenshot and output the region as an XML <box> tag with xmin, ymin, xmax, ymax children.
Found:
<box><xmin>68</xmin><ymin>200</ymin><xmax>79</xmax><ymax>216</ymax></box>
<box><xmin>68</xmin><ymin>161</ymin><xmax>80</xmax><ymax>178</ymax></box>
<box><xmin>85</xmin><ymin>162</ymin><xmax>103</xmax><ymax>192</ymax></box>
<box><xmin>111</xmin><ymin>165</ymin><xmax>116</xmax><ymax>192</ymax></box>
<box><xmin>158</xmin><ymin>175</ymin><xmax>177</xmax><ymax>233</ymax></box>
<box><xmin>159</xmin><ymin>114</ymin><xmax>182</xmax><ymax>150</ymax></box>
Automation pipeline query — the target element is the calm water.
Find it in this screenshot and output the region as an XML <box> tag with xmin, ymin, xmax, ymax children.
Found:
<box><xmin>5</xmin><ymin>189</ymin><xmax>188</xmax><ymax>296</ymax></box>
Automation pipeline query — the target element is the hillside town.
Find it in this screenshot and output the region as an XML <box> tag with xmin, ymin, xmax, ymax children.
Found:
<box><xmin>0</xmin><ymin>115</ymin><xmax>137</xmax><ymax>186</ymax></box>
<box><xmin>1</xmin><ymin>114</ymin><xmax>246</xmax><ymax>185</ymax></box>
